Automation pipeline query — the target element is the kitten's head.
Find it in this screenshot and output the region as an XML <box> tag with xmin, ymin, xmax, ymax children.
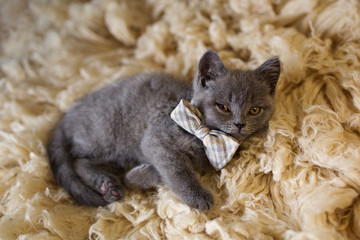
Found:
<box><xmin>192</xmin><ymin>50</ymin><xmax>280</xmax><ymax>141</ymax></box>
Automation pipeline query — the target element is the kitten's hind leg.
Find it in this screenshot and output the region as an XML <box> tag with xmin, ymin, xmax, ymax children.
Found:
<box><xmin>125</xmin><ymin>163</ymin><xmax>162</xmax><ymax>189</ymax></box>
<box><xmin>74</xmin><ymin>158</ymin><xmax>125</xmax><ymax>203</ymax></box>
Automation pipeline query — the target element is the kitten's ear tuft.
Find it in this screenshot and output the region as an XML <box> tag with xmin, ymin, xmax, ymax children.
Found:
<box><xmin>197</xmin><ymin>50</ymin><xmax>225</xmax><ymax>88</ymax></box>
<box><xmin>256</xmin><ymin>57</ymin><xmax>280</xmax><ymax>95</ymax></box>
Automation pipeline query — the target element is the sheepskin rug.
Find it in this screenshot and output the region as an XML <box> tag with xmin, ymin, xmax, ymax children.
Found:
<box><xmin>1</xmin><ymin>0</ymin><xmax>360</xmax><ymax>239</ymax></box>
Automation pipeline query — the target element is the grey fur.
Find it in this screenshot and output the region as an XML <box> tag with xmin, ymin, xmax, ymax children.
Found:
<box><xmin>47</xmin><ymin>50</ymin><xmax>280</xmax><ymax>211</ymax></box>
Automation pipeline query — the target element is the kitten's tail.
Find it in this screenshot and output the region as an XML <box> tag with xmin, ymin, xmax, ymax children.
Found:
<box><xmin>47</xmin><ymin>125</ymin><xmax>107</xmax><ymax>207</ymax></box>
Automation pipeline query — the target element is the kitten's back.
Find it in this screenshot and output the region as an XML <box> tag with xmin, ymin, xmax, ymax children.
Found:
<box><xmin>53</xmin><ymin>73</ymin><xmax>193</xmax><ymax>165</ymax></box>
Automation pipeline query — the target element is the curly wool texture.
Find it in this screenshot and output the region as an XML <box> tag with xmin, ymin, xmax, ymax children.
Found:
<box><xmin>1</xmin><ymin>0</ymin><xmax>360</xmax><ymax>239</ymax></box>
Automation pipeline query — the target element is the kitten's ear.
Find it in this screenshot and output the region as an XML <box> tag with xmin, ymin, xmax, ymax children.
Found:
<box><xmin>196</xmin><ymin>50</ymin><xmax>225</xmax><ymax>88</ymax></box>
<box><xmin>256</xmin><ymin>57</ymin><xmax>280</xmax><ymax>95</ymax></box>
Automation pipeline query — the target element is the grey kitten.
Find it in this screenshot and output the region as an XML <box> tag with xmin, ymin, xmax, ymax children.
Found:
<box><xmin>47</xmin><ymin>50</ymin><xmax>280</xmax><ymax>211</ymax></box>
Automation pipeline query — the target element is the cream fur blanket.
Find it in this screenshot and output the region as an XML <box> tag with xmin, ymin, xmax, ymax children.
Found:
<box><xmin>1</xmin><ymin>0</ymin><xmax>360</xmax><ymax>239</ymax></box>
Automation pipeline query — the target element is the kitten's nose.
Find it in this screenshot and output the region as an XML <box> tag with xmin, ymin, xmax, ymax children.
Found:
<box><xmin>234</xmin><ymin>122</ymin><xmax>246</xmax><ymax>129</ymax></box>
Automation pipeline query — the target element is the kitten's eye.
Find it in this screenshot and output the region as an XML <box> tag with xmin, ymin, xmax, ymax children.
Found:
<box><xmin>250</xmin><ymin>107</ymin><xmax>262</xmax><ymax>115</ymax></box>
<box><xmin>216</xmin><ymin>103</ymin><xmax>231</xmax><ymax>113</ymax></box>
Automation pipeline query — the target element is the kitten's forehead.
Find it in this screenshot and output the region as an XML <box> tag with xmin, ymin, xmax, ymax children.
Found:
<box><xmin>210</xmin><ymin>69</ymin><xmax>269</xmax><ymax>106</ymax></box>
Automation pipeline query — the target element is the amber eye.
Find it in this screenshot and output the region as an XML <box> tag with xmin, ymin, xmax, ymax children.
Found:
<box><xmin>216</xmin><ymin>103</ymin><xmax>231</xmax><ymax>112</ymax></box>
<box><xmin>250</xmin><ymin>107</ymin><xmax>262</xmax><ymax>115</ymax></box>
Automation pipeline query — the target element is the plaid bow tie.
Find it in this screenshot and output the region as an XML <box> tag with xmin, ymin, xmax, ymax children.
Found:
<box><xmin>170</xmin><ymin>99</ymin><xmax>240</xmax><ymax>170</ymax></box>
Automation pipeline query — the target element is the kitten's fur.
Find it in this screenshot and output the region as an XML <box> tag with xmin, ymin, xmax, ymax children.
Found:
<box><xmin>47</xmin><ymin>50</ymin><xmax>280</xmax><ymax>211</ymax></box>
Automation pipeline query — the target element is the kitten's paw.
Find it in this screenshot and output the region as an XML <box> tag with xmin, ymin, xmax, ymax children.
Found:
<box><xmin>182</xmin><ymin>188</ymin><xmax>214</xmax><ymax>211</ymax></box>
<box><xmin>100</xmin><ymin>181</ymin><xmax>124</xmax><ymax>203</ymax></box>
<box><xmin>125</xmin><ymin>163</ymin><xmax>161</xmax><ymax>189</ymax></box>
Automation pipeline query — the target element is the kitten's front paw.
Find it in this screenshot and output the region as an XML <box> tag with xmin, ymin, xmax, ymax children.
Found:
<box><xmin>182</xmin><ymin>188</ymin><xmax>214</xmax><ymax>211</ymax></box>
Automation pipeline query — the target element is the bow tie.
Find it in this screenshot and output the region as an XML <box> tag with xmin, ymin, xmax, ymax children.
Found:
<box><xmin>170</xmin><ymin>99</ymin><xmax>240</xmax><ymax>171</ymax></box>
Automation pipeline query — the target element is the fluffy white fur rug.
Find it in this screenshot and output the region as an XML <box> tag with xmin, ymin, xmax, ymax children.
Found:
<box><xmin>1</xmin><ymin>0</ymin><xmax>360</xmax><ymax>239</ymax></box>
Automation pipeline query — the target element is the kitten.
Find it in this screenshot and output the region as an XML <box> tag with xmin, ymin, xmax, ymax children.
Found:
<box><xmin>47</xmin><ymin>50</ymin><xmax>280</xmax><ymax>211</ymax></box>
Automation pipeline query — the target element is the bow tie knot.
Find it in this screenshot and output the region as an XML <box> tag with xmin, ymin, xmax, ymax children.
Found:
<box><xmin>194</xmin><ymin>125</ymin><xmax>210</xmax><ymax>140</ymax></box>
<box><xmin>170</xmin><ymin>99</ymin><xmax>240</xmax><ymax>170</ymax></box>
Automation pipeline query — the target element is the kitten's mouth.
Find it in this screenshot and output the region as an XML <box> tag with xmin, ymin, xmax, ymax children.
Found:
<box><xmin>206</xmin><ymin>124</ymin><xmax>246</xmax><ymax>141</ymax></box>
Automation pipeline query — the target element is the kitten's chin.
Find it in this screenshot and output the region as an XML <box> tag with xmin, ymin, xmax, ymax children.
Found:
<box><xmin>226</xmin><ymin>132</ymin><xmax>248</xmax><ymax>142</ymax></box>
<box><xmin>213</xmin><ymin>126</ymin><xmax>247</xmax><ymax>141</ymax></box>
<box><xmin>229</xmin><ymin>127</ymin><xmax>269</xmax><ymax>142</ymax></box>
